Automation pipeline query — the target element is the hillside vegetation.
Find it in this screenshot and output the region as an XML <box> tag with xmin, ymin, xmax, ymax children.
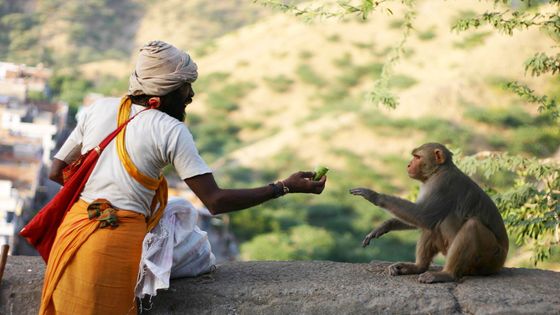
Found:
<box><xmin>2</xmin><ymin>0</ymin><xmax>558</xmax><ymax>269</ymax></box>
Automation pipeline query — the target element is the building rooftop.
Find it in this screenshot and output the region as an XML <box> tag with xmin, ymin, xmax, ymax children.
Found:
<box><xmin>0</xmin><ymin>162</ymin><xmax>41</xmax><ymax>197</ymax></box>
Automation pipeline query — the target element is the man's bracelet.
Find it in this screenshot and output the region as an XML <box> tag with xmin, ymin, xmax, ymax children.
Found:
<box><xmin>269</xmin><ymin>181</ymin><xmax>289</xmax><ymax>198</ymax></box>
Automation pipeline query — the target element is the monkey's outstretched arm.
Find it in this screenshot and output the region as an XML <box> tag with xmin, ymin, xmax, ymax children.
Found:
<box><xmin>385</xmin><ymin>218</ymin><xmax>417</xmax><ymax>231</ymax></box>
<box><xmin>350</xmin><ymin>188</ymin><xmax>432</xmax><ymax>229</ymax></box>
<box><xmin>375</xmin><ymin>193</ymin><xmax>432</xmax><ymax>228</ymax></box>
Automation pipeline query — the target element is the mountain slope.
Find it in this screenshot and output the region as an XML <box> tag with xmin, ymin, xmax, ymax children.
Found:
<box><xmin>191</xmin><ymin>0</ymin><xmax>555</xmax><ymax>169</ymax></box>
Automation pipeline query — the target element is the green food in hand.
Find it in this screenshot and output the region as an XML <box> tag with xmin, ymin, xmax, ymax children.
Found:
<box><xmin>313</xmin><ymin>166</ymin><xmax>329</xmax><ymax>181</ymax></box>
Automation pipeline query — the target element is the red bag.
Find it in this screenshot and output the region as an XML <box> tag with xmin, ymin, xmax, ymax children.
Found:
<box><xmin>19</xmin><ymin>107</ymin><xmax>148</xmax><ymax>262</ymax></box>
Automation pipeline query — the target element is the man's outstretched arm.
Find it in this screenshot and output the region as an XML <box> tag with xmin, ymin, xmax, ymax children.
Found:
<box><xmin>185</xmin><ymin>171</ymin><xmax>326</xmax><ymax>215</ymax></box>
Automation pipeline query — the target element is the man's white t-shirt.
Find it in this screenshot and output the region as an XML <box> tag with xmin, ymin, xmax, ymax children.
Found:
<box><xmin>54</xmin><ymin>97</ymin><xmax>212</xmax><ymax>216</ymax></box>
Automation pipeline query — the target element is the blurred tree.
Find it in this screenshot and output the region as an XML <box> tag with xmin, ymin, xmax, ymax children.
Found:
<box><xmin>240</xmin><ymin>225</ymin><xmax>336</xmax><ymax>260</ymax></box>
<box><xmin>48</xmin><ymin>73</ymin><xmax>93</xmax><ymax>110</ymax></box>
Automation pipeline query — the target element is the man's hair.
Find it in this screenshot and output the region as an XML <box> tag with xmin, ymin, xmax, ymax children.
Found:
<box><xmin>129</xmin><ymin>94</ymin><xmax>151</xmax><ymax>107</ymax></box>
<box><xmin>129</xmin><ymin>87</ymin><xmax>187</xmax><ymax>122</ymax></box>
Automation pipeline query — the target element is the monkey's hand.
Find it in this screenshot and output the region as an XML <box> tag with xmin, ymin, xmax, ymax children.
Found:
<box><xmin>362</xmin><ymin>226</ymin><xmax>388</xmax><ymax>247</ymax></box>
<box><xmin>349</xmin><ymin>187</ymin><xmax>380</xmax><ymax>205</ymax></box>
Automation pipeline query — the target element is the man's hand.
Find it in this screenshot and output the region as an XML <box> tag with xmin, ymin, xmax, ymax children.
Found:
<box><xmin>282</xmin><ymin>171</ymin><xmax>326</xmax><ymax>194</ymax></box>
<box><xmin>349</xmin><ymin>187</ymin><xmax>380</xmax><ymax>204</ymax></box>
<box><xmin>49</xmin><ymin>158</ymin><xmax>68</xmax><ymax>186</ymax></box>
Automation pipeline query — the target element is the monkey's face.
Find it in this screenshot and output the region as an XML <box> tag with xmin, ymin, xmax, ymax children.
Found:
<box><xmin>408</xmin><ymin>148</ymin><xmax>437</xmax><ymax>182</ymax></box>
<box><xmin>408</xmin><ymin>147</ymin><xmax>448</xmax><ymax>182</ymax></box>
<box><xmin>407</xmin><ymin>153</ymin><xmax>426</xmax><ymax>181</ymax></box>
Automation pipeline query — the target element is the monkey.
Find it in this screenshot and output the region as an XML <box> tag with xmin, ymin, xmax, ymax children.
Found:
<box><xmin>350</xmin><ymin>143</ymin><xmax>509</xmax><ymax>283</ymax></box>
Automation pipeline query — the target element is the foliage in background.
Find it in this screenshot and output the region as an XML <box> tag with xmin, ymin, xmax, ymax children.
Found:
<box><xmin>254</xmin><ymin>0</ymin><xmax>416</xmax><ymax>109</ymax></box>
<box><xmin>263</xmin><ymin>75</ymin><xmax>295</xmax><ymax>93</ymax></box>
<box><xmin>187</xmin><ymin>74</ymin><xmax>256</xmax><ymax>163</ymax></box>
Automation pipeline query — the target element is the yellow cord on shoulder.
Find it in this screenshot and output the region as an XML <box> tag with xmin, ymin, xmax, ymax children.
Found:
<box><xmin>116</xmin><ymin>96</ymin><xmax>167</xmax><ymax>231</ymax></box>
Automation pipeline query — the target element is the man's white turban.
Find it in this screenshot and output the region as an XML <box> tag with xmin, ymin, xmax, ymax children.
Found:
<box><xmin>128</xmin><ymin>40</ymin><xmax>198</xmax><ymax>96</ymax></box>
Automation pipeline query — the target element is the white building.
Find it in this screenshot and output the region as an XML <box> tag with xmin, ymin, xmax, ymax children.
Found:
<box><xmin>0</xmin><ymin>106</ymin><xmax>56</xmax><ymax>164</ymax></box>
<box><xmin>0</xmin><ymin>180</ymin><xmax>22</xmax><ymax>247</ymax></box>
<box><xmin>0</xmin><ymin>62</ymin><xmax>51</xmax><ymax>102</ymax></box>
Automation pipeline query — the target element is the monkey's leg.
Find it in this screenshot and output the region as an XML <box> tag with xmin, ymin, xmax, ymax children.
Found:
<box><xmin>418</xmin><ymin>218</ymin><xmax>505</xmax><ymax>284</ymax></box>
<box><xmin>389</xmin><ymin>229</ymin><xmax>438</xmax><ymax>276</ymax></box>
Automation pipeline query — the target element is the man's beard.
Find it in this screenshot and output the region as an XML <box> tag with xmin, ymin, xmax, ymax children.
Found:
<box><xmin>160</xmin><ymin>104</ymin><xmax>186</xmax><ymax>122</ymax></box>
<box><xmin>158</xmin><ymin>88</ymin><xmax>191</xmax><ymax>122</ymax></box>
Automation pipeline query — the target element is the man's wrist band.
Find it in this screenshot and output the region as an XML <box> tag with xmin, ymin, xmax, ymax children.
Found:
<box><xmin>269</xmin><ymin>181</ymin><xmax>289</xmax><ymax>198</ymax></box>
<box><xmin>278</xmin><ymin>181</ymin><xmax>290</xmax><ymax>195</ymax></box>
<box><xmin>269</xmin><ymin>183</ymin><xmax>282</xmax><ymax>198</ymax></box>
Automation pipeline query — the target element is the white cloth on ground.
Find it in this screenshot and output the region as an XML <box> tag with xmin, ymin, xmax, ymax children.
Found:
<box><xmin>135</xmin><ymin>197</ymin><xmax>216</xmax><ymax>299</ymax></box>
<box><xmin>128</xmin><ymin>40</ymin><xmax>198</xmax><ymax>96</ymax></box>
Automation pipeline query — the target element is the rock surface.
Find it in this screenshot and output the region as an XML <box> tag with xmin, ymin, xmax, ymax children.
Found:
<box><xmin>1</xmin><ymin>256</ymin><xmax>559</xmax><ymax>315</ymax></box>
<box><xmin>1</xmin><ymin>256</ymin><xmax>45</xmax><ymax>315</ymax></box>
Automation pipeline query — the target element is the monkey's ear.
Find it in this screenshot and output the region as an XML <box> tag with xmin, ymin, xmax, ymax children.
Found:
<box><xmin>434</xmin><ymin>149</ymin><xmax>446</xmax><ymax>165</ymax></box>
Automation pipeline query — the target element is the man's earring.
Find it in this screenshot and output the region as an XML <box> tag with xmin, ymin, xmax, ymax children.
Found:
<box><xmin>148</xmin><ymin>97</ymin><xmax>160</xmax><ymax>109</ymax></box>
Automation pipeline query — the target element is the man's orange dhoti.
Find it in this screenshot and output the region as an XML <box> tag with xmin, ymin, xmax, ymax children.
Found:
<box><xmin>40</xmin><ymin>199</ymin><xmax>147</xmax><ymax>315</ymax></box>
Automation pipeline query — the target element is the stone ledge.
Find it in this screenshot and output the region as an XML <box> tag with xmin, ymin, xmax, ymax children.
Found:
<box><xmin>2</xmin><ymin>256</ymin><xmax>560</xmax><ymax>314</ymax></box>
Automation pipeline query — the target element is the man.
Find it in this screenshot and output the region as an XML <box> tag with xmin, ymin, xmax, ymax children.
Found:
<box><xmin>41</xmin><ymin>40</ymin><xmax>326</xmax><ymax>314</ymax></box>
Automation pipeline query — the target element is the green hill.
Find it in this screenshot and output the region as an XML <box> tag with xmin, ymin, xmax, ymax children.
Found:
<box><xmin>0</xmin><ymin>0</ymin><xmax>268</xmax><ymax>68</ymax></box>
